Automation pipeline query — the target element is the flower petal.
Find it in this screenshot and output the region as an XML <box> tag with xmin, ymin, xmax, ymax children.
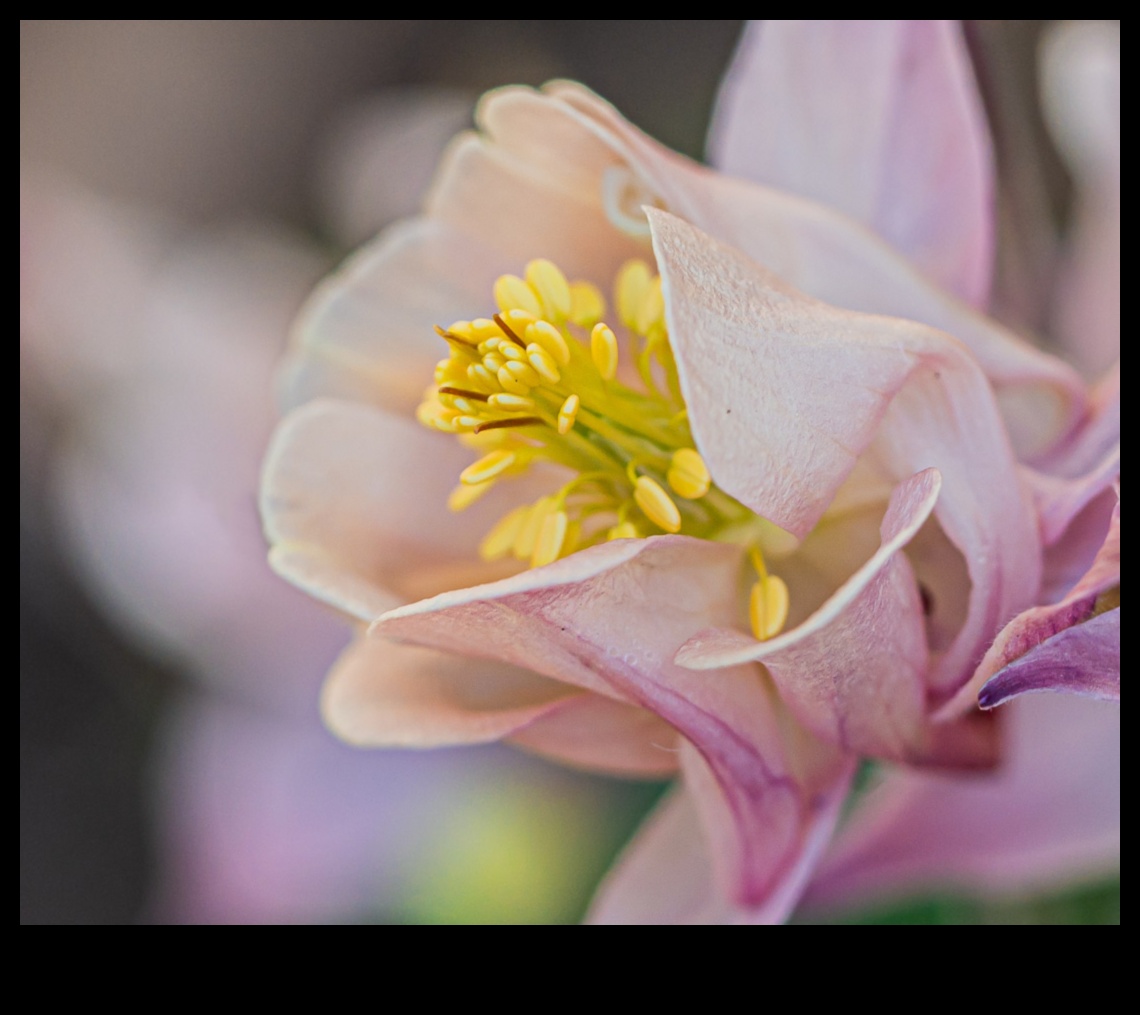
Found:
<box><xmin>942</xmin><ymin>492</ymin><xmax>1120</xmax><ymax>716</ymax></box>
<box><xmin>651</xmin><ymin>210</ymin><xmax>1041</xmax><ymax>700</ymax></box>
<box><xmin>588</xmin><ymin>756</ymin><xmax>852</xmax><ymax>925</ymax></box>
<box><xmin>677</xmin><ymin>470</ymin><xmax>936</xmax><ymax>761</ymax></box>
<box><xmin>260</xmin><ymin>399</ymin><xmax>534</xmax><ymax>619</ymax></box>
<box><xmin>979</xmin><ymin>609</ymin><xmax>1120</xmax><ymax>708</ymax></box>
<box><xmin>802</xmin><ymin>694</ymin><xmax>1120</xmax><ymax>911</ymax></box>
<box><xmin>281</xmin><ymin>218</ymin><xmax>495</xmax><ymax>415</ymax></box>
<box><xmin>372</xmin><ymin>535</ymin><xmax>849</xmax><ymax>908</ymax></box>
<box><xmin>545</xmin><ymin>82</ymin><xmax>1083</xmax><ymax>460</ymax></box>
<box><xmin>322</xmin><ymin>635</ymin><xmax>577</xmax><ymax>747</ymax></box>
<box><xmin>507</xmin><ymin>695</ymin><xmax>680</xmax><ymax>778</ymax></box>
<box><xmin>428</xmin><ymin>88</ymin><xmax>647</xmax><ymax>282</ymax></box>
<box><xmin>709</xmin><ymin>21</ymin><xmax>994</xmax><ymax>308</ymax></box>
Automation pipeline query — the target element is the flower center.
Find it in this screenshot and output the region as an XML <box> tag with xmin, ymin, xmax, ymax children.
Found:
<box><xmin>417</xmin><ymin>257</ymin><xmax>790</xmax><ymax>640</ymax></box>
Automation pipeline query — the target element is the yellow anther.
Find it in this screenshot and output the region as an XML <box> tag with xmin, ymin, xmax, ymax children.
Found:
<box><xmin>499</xmin><ymin>343</ymin><xmax>526</xmax><ymax>362</ymax></box>
<box><xmin>525</xmin><ymin>320</ymin><xmax>571</xmax><ymax>366</ymax></box>
<box><xmin>616</xmin><ymin>260</ymin><xmax>652</xmax><ymax>332</ymax></box>
<box><xmin>513</xmin><ymin>497</ymin><xmax>555</xmax><ymax>560</ymax></box>
<box><xmin>568</xmin><ymin>281</ymin><xmax>605</xmax><ymax>328</ymax></box>
<box><xmin>416</xmin><ymin>401</ymin><xmax>457</xmax><ymax>432</ymax></box>
<box><xmin>635</xmin><ymin>275</ymin><xmax>665</xmax><ymax>336</ymax></box>
<box><xmin>503</xmin><ymin>360</ymin><xmax>542</xmax><ymax>387</ymax></box>
<box><xmin>488</xmin><ymin>393</ymin><xmax>537</xmax><ymax>412</ymax></box>
<box><xmin>607</xmin><ymin>520</ymin><xmax>640</xmax><ymax>540</ymax></box>
<box><xmin>591</xmin><ymin>323</ymin><xmax>619</xmax><ymax>381</ymax></box>
<box><xmin>477</xmin><ymin>337</ymin><xmax>503</xmax><ymax>355</ymax></box>
<box><xmin>557</xmin><ymin>394</ymin><xmax>580</xmax><ymax>435</ymax></box>
<box><xmin>483</xmin><ymin>351</ymin><xmax>506</xmax><ymax>372</ymax></box>
<box><xmin>494</xmin><ymin>274</ymin><xmax>543</xmax><ymax>317</ymax></box>
<box><xmin>497</xmin><ymin>367</ymin><xmax>532</xmax><ymax>396</ymax></box>
<box><xmin>634</xmin><ymin>476</ymin><xmax>682</xmax><ymax>533</ymax></box>
<box><xmin>525</xmin><ymin>259</ymin><xmax>572</xmax><ymax>320</ymax></box>
<box><xmin>453</xmin><ymin>415</ymin><xmax>485</xmax><ymax>432</ymax></box>
<box><xmin>435</xmin><ymin>357</ymin><xmax>468</xmax><ymax>385</ymax></box>
<box><xmin>667</xmin><ymin>448</ymin><xmax>711</xmax><ymax>500</ymax></box>
<box><xmin>527</xmin><ymin>344</ymin><xmax>561</xmax><ymax>384</ymax></box>
<box><xmin>446</xmin><ymin>320</ymin><xmax>477</xmax><ymax>342</ymax></box>
<box><xmin>502</xmin><ymin>308</ymin><xmax>538</xmax><ymax>334</ymax></box>
<box><xmin>749</xmin><ymin>575</ymin><xmax>790</xmax><ymax>641</ymax></box>
<box><xmin>531</xmin><ymin>509</ymin><xmax>569</xmax><ymax>567</ymax></box>
<box><xmin>467</xmin><ymin>363</ymin><xmax>501</xmax><ymax>391</ymax></box>
<box><xmin>470</xmin><ymin>318</ymin><xmax>504</xmax><ymax>341</ymax></box>
<box><xmin>479</xmin><ymin>505</ymin><xmax>530</xmax><ymax>561</ymax></box>
<box><xmin>448</xmin><ymin>482</ymin><xmax>493</xmax><ymax>512</ymax></box>
<box><xmin>460</xmin><ymin>449</ymin><xmax>517</xmax><ymax>485</ymax></box>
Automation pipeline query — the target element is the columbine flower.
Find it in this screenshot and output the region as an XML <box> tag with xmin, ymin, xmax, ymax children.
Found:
<box><xmin>260</xmin><ymin>21</ymin><xmax>1117</xmax><ymax>922</ymax></box>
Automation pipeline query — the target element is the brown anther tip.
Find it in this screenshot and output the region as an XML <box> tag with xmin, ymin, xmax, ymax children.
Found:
<box><xmin>473</xmin><ymin>416</ymin><xmax>544</xmax><ymax>434</ymax></box>
<box><xmin>434</xmin><ymin>324</ymin><xmax>477</xmax><ymax>347</ymax></box>
<box><xmin>492</xmin><ymin>314</ymin><xmax>527</xmax><ymax>348</ymax></box>
<box><xmin>438</xmin><ymin>386</ymin><xmax>490</xmax><ymax>401</ymax></box>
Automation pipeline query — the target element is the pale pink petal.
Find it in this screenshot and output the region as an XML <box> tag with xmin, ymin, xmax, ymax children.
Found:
<box><xmin>588</xmin><ymin>755</ymin><xmax>852</xmax><ymax>925</ymax></box>
<box><xmin>321</xmin><ymin>636</ymin><xmax>576</xmax><ymax>748</ymax></box>
<box><xmin>428</xmin><ymin>87</ymin><xmax>648</xmax><ymax>281</ymax></box>
<box><xmin>544</xmin><ymin>82</ymin><xmax>1084</xmax><ymax>460</ymax></box>
<box><xmin>260</xmin><ymin>399</ymin><xmax>535</xmax><ymax>619</ymax></box>
<box><xmin>677</xmin><ymin>470</ymin><xmax>936</xmax><ymax>761</ymax></box>
<box><xmin>373</xmin><ymin>536</ymin><xmax>850</xmax><ymax>908</ymax></box>
<box><xmin>943</xmin><ymin>493</ymin><xmax>1119</xmax><ymax>716</ymax></box>
<box><xmin>802</xmin><ymin>694</ymin><xmax>1120</xmax><ymax>911</ymax></box>
<box><xmin>282</xmin><ymin>218</ymin><xmax>495</xmax><ymax>415</ymax></box>
<box><xmin>709</xmin><ymin>21</ymin><xmax>993</xmax><ymax>308</ymax></box>
<box><xmin>507</xmin><ymin>696</ymin><xmax>680</xmax><ymax>778</ymax></box>
<box><xmin>652</xmin><ymin>211</ymin><xmax>1039</xmax><ymax>700</ymax></box>
<box><xmin>1040</xmin><ymin>486</ymin><xmax>1119</xmax><ymax>605</ymax></box>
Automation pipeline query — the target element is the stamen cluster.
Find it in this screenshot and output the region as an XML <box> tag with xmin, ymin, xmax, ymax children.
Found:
<box><xmin>416</xmin><ymin>257</ymin><xmax>789</xmax><ymax>640</ymax></box>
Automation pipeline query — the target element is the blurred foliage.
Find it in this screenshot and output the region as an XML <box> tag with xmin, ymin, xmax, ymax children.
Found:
<box><xmin>800</xmin><ymin>878</ymin><xmax>1120</xmax><ymax>926</ymax></box>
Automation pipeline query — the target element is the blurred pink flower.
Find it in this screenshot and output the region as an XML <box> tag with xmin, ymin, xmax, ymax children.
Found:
<box><xmin>261</xmin><ymin>21</ymin><xmax>1118</xmax><ymax>923</ymax></box>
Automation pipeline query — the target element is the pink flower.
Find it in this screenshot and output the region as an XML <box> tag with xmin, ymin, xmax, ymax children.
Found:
<box><xmin>260</xmin><ymin>21</ymin><xmax>1118</xmax><ymax>922</ymax></box>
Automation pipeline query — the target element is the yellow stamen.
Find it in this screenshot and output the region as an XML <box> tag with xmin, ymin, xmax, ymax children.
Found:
<box><xmin>634</xmin><ymin>476</ymin><xmax>682</xmax><ymax>533</ymax></box>
<box><xmin>497</xmin><ymin>366</ymin><xmax>533</xmax><ymax>395</ymax></box>
<box><xmin>524</xmin><ymin>259</ymin><xmax>572</xmax><ymax>320</ymax></box>
<box><xmin>616</xmin><ymin>260</ymin><xmax>652</xmax><ymax>332</ymax></box>
<box><xmin>557</xmin><ymin>394</ymin><xmax>580</xmax><ymax>435</ymax></box>
<box><xmin>749</xmin><ymin>575</ymin><xmax>790</xmax><ymax>641</ymax></box>
<box><xmin>667</xmin><ymin>448</ymin><xmax>711</xmax><ymax>500</ymax></box>
<box><xmin>531</xmin><ymin>509</ymin><xmax>569</xmax><ymax>567</ymax></box>
<box><xmin>607</xmin><ymin>520</ymin><xmax>640</xmax><ymax>540</ymax></box>
<box><xmin>635</xmin><ymin>275</ymin><xmax>665</xmax><ymax>335</ymax></box>
<box><xmin>591</xmin><ymin>323</ymin><xmax>619</xmax><ymax>381</ymax></box>
<box><xmin>493</xmin><ymin>274</ymin><xmax>543</xmax><ymax>317</ymax></box>
<box><xmin>448</xmin><ymin>482</ymin><xmax>493</xmax><ymax>512</ymax></box>
<box><xmin>525</xmin><ymin>320</ymin><xmax>571</xmax><ymax>366</ymax></box>
<box><xmin>488</xmin><ymin>392</ymin><xmax>537</xmax><ymax>412</ymax></box>
<box><xmin>460</xmin><ymin>449</ymin><xmax>517</xmax><ymax>485</ymax></box>
<box><xmin>513</xmin><ymin>497</ymin><xmax>555</xmax><ymax>560</ymax></box>
<box><xmin>480</xmin><ymin>505</ymin><xmax>530</xmax><ymax>561</ymax></box>
<box><xmin>567</xmin><ymin>281</ymin><xmax>605</xmax><ymax>328</ymax></box>
<box><xmin>527</xmin><ymin>344</ymin><xmax>561</xmax><ymax>384</ymax></box>
<box><xmin>503</xmin><ymin>360</ymin><xmax>542</xmax><ymax>387</ymax></box>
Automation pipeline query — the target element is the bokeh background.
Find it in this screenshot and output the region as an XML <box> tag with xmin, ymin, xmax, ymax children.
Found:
<box><xmin>21</xmin><ymin>20</ymin><xmax>1118</xmax><ymax>924</ymax></box>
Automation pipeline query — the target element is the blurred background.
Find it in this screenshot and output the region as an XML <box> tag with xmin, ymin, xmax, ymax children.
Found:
<box><xmin>21</xmin><ymin>20</ymin><xmax>1118</xmax><ymax>924</ymax></box>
